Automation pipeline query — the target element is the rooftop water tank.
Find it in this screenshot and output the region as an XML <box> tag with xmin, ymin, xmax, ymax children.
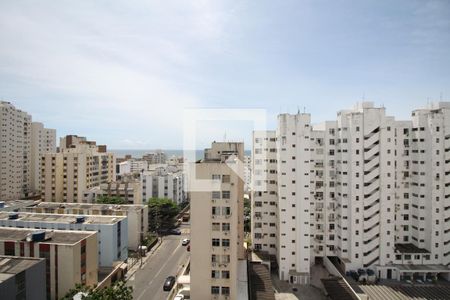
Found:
<box><xmin>8</xmin><ymin>212</ymin><xmax>19</xmax><ymax>220</ymax></box>
<box><xmin>76</xmin><ymin>216</ymin><xmax>85</xmax><ymax>223</ymax></box>
<box><xmin>31</xmin><ymin>231</ymin><xmax>46</xmax><ymax>242</ymax></box>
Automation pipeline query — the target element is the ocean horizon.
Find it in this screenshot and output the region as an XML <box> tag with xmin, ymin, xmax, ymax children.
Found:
<box><xmin>110</xmin><ymin>149</ymin><xmax>251</xmax><ymax>159</ymax></box>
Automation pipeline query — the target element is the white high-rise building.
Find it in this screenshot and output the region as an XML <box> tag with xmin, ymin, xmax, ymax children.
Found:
<box><xmin>243</xmin><ymin>155</ymin><xmax>252</xmax><ymax>192</ymax></box>
<box><xmin>251</xmin><ymin>131</ymin><xmax>278</xmax><ymax>256</ymax></box>
<box><xmin>252</xmin><ymin>102</ymin><xmax>450</xmax><ymax>283</ymax></box>
<box><xmin>141</xmin><ymin>166</ymin><xmax>185</xmax><ymax>204</ymax></box>
<box><xmin>0</xmin><ymin>101</ymin><xmax>31</xmax><ymax>201</ymax></box>
<box><xmin>0</xmin><ymin>101</ymin><xmax>55</xmax><ymax>201</ymax></box>
<box><xmin>30</xmin><ymin>122</ymin><xmax>56</xmax><ymax>194</ymax></box>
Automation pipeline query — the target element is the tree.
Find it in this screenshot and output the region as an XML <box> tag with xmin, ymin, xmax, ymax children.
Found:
<box><xmin>244</xmin><ymin>196</ymin><xmax>251</xmax><ymax>233</ymax></box>
<box><xmin>62</xmin><ymin>281</ymin><xmax>133</xmax><ymax>300</ymax></box>
<box><xmin>148</xmin><ymin>197</ymin><xmax>180</xmax><ymax>232</ymax></box>
<box><xmin>96</xmin><ymin>196</ymin><xmax>127</xmax><ymax>205</ymax></box>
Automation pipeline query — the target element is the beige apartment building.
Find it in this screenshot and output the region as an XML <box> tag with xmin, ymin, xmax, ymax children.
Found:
<box><xmin>190</xmin><ymin>142</ymin><xmax>246</xmax><ymax>300</ymax></box>
<box><xmin>0</xmin><ymin>227</ymin><xmax>98</xmax><ymax>300</ymax></box>
<box><xmin>41</xmin><ymin>135</ymin><xmax>115</xmax><ymax>203</ymax></box>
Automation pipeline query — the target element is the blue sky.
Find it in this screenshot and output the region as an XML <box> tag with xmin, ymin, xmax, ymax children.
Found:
<box><xmin>0</xmin><ymin>0</ymin><xmax>449</xmax><ymax>149</ymax></box>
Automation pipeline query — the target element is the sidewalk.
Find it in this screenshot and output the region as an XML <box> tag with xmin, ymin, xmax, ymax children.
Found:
<box><xmin>125</xmin><ymin>237</ymin><xmax>163</xmax><ymax>281</ymax></box>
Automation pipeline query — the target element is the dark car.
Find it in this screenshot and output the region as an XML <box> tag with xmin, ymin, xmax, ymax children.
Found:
<box><xmin>163</xmin><ymin>276</ymin><xmax>176</xmax><ymax>291</ymax></box>
<box><xmin>170</xmin><ymin>229</ymin><xmax>181</xmax><ymax>235</ymax></box>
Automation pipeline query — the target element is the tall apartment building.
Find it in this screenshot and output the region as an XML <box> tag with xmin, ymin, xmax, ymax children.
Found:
<box><xmin>141</xmin><ymin>166</ymin><xmax>185</xmax><ymax>204</ymax></box>
<box><xmin>0</xmin><ymin>101</ymin><xmax>55</xmax><ymax>200</ymax></box>
<box><xmin>252</xmin><ymin>102</ymin><xmax>450</xmax><ymax>283</ymax></box>
<box><xmin>243</xmin><ymin>155</ymin><xmax>252</xmax><ymax>192</ymax></box>
<box><xmin>30</xmin><ymin>122</ymin><xmax>56</xmax><ymax>194</ymax></box>
<box><xmin>142</xmin><ymin>150</ymin><xmax>167</xmax><ymax>165</ymax></box>
<box><xmin>190</xmin><ymin>142</ymin><xmax>247</xmax><ymax>300</ymax></box>
<box><xmin>41</xmin><ymin>135</ymin><xmax>115</xmax><ymax>203</ymax></box>
<box><xmin>118</xmin><ymin>159</ymin><xmax>148</xmax><ymax>176</ymax></box>
<box><xmin>0</xmin><ymin>101</ymin><xmax>31</xmax><ymax>200</ymax></box>
<box><xmin>0</xmin><ymin>227</ymin><xmax>98</xmax><ymax>300</ymax></box>
<box><xmin>251</xmin><ymin>131</ymin><xmax>278</xmax><ymax>256</ymax></box>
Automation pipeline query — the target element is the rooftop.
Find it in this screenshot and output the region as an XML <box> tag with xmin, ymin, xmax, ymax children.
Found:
<box><xmin>0</xmin><ymin>227</ymin><xmax>95</xmax><ymax>245</ymax></box>
<box><xmin>395</xmin><ymin>243</ymin><xmax>430</xmax><ymax>254</ymax></box>
<box><xmin>0</xmin><ymin>212</ymin><xmax>126</xmax><ymax>224</ymax></box>
<box><xmin>33</xmin><ymin>202</ymin><xmax>145</xmax><ymax>212</ymax></box>
<box><xmin>0</xmin><ymin>200</ymin><xmax>40</xmax><ymax>212</ymax></box>
<box><xmin>0</xmin><ymin>256</ymin><xmax>44</xmax><ymax>282</ymax></box>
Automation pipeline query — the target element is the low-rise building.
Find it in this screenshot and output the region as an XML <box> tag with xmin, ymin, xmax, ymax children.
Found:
<box><xmin>0</xmin><ymin>227</ymin><xmax>98</xmax><ymax>300</ymax></box>
<box><xmin>23</xmin><ymin>202</ymin><xmax>148</xmax><ymax>250</ymax></box>
<box><xmin>0</xmin><ymin>255</ymin><xmax>46</xmax><ymax>300</ymax></box>
<box><xmin>0</xmin><ymin>212</ymin><xmax>127</xmax><ymax>267</ymax></box>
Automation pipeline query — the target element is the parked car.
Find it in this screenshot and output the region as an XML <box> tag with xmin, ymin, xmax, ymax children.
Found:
<box><xmin>163</xmin><ymin>276</ymin><xmax>176</xmax><ymax>291</ymax></box>
<box><xmin>174</xmin><ymin>295</ymin><xmax>184</xmax><ymax>300</ymax></box>
<box><xmin>348</xmin><ymin>270</ymin><xmax>359</xmax><ymax>281</ymax></box>
<box><xmin>357</xmin><ymin>269</ymin><xmax>368</xmax><ymax>283</ymax></box>
<box><xmin>182</xmin><ymin>238</ymin><xmax>190</xmax><ymax>246</ymax></box>
<box><xmin>170</xmin><ymin>229</ymin><xmax>181</xmax><ymax>235</ymax></box>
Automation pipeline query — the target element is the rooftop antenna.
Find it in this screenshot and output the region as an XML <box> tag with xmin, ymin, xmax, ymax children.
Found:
<box><xmin>224</xmin><ymin>131</ymin><xmax>227</xmax><ymax>142</ymax></box>
<box><xmin>440</xmin><ymin>92</ymin><xmax>443</xmax><ymax>101</ymax></box>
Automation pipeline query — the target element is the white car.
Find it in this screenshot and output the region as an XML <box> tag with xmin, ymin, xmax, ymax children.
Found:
<box><xmin>174</xmin><ymin>295</ymin><xmax>184</xmax><ymax>300</ymax></box>
<box><xmin>182</xmin><ymin>238</ymin><xmax>190</xmax><ymax>246</ymax></box>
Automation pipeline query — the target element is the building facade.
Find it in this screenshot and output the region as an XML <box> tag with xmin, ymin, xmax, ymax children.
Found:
<box><xmin>0</xmin><ymin>227</ymin><xmax>98</xmax><ymax>300</ymax></box>
<box><xmin>190</xmin><ymin>142</ymin><xmax>246</xmax><ymax>300</ymax></box>
<box><xmin>30</xmin><ymin>122</ymin><xmax>56</xmax><ymax>195</ymax></box>
<box><xmin>141</xmin><ymin>166</ymin><xmax>185</xmax><ymax>204</ymax></box>
<box><xmin>252</xmin><ymin>102</ymin><xmax>450</xmax><ymax>283</ymax></box>
<box><xmin>41</xmin><ymin>135</ymin><xmax>116</xmax><ymax>203</ymax></box>
<box><xmin>0</xmin><ymin>212</ymin><xmax>127</xmax><ymax>267</ymax></box>
<box><xmin>0</xmin><ymin>101</ymin><xmax>31</xmax><ymax>201</ymax></box>
<box><xmin>24</xmin><ymin>201</ymin><xmax>148</xmax><ymax>250</ymax></box>
<box><xmin>0</xmin><ymin>255</ymin><xmax>46</xmax><ymax>300</ymax></box>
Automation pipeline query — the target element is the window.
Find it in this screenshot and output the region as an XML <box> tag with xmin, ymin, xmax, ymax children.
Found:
<box><xmin>222</xmin><ymin>287</ymin><xmax>230</xmax><ymax>295</ymax></box>
<box><xmin>211</xmin><ymin>286</ymin><xmax>220</xmax><ymax>294</ymax></box>
<box><xmin>222</xmin><ymin>271</ymin><xmax>230</xmax><ymax>279</ymax></box>
<box><xmin>222</xmin><ymin>223</ymin><xmax>230</xmax><ymax>231</ymax></box>
<box><xmin>212</xmin><ymin>239</ymin><xmax>220</xmax><ymax>247</ymax></box>
<box><xmin>223</xmin><ymin>207</ymin><xmax>231</xmax><ymax>216</ymax></box>
<box><xmin>212</xmin><ymin>191</ymin><xmax>221</xmax><ymax>199</ymax></box>
<box><xmin>222</xmin><ymin>175</ymin><xmax>230</xmax><ymax>183</ymax></box>
<box><xmin>212</xmin><ymin>174</ymin><xmax>221</xmax><ymax>180</ymax></box>
<box><xmin>222</xmin><ymin>191</ymin><xmax>230</xmax><ymax>199</ymax></box>
<box><xmin>222</xmin><ymin>239</ymin><xmax>230</xmax><ymax>247</ymax></box>
<box><xmin>212</xmin><ymin>206</ymin><xmax>219</xmax><ymax>215</ymax></box>
<box><xmin>211</xmin><ymin>270</ymin><xmax>220</xmax><ymax>278</ymax></box>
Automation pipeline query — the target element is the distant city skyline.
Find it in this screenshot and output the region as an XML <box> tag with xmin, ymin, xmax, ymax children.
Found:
<box><xmin>1</xmin><ymin>1</ymin><xmax>449</xmax><ymax>149</ymax></box>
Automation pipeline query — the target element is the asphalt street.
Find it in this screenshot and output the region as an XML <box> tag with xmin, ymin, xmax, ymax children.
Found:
<box><xmin>128</xmin><ymin>224</ymin><xmax>190</xmax><ymax>300</ymax></box>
